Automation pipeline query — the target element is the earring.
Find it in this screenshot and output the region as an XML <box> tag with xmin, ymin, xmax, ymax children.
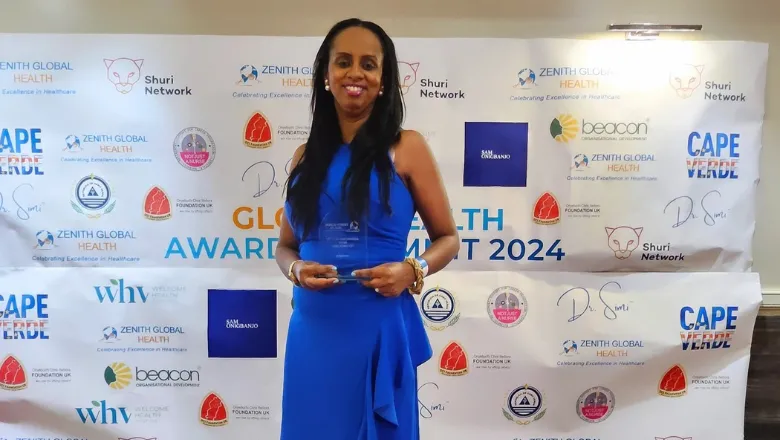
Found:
<box><xmin>324</xmin><ymin>80</ymin><xmax>330</xmax><ymax>91</ymax></box>
<box><xmin>378</xmin><ymin>88</ymin><xmax>384</xmax><ymax>96</ymax></box>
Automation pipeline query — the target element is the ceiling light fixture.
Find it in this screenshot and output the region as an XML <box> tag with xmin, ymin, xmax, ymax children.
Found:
<box><xmin>607</xmin><ymin>23</ymin><xmax>703</xmax><ymax>41</ymax></box>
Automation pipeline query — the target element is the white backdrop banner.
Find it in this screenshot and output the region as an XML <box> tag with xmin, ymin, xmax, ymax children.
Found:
<box><xmin>0</xmin><ymin>269</ymin><xmax>762</xmax><ymax>440</ymax></box>
<box><xmin>0</xmin><ymin>34</ymin><xmax>768</xmax><ymax>439</ymax></box>
<box><xmin>0</xmin><ymin>35</ymin><xmax>768</xmax><ymax>271</ymax></box>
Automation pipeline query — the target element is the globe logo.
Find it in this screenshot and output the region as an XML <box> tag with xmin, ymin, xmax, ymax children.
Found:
<box><xmin>237</xmin><ymin>64</ymin><xmax>259</xmax><ymax>85</ymax></box>
<box><xmin>34</xmin><ymin>230</ymin><xmax>55</xmax><ymax>249</ymax></box>
<box><xmin>514</xmin><ymin>68</ymin><xmax>536</xmax><ymax>89</ymax></box>
<box><xmin>561</xmin><ymin>339</ymin><xmax>578</xmax><ymax>355</ymax></box>
<box><xmin>101</xmin><ymin>326</ymin><xmax>119</xmax><ymax>342</ymax></box>
<box><xmin>572</xmin><ymin>154</ymin><xmax>589</xmax><ymax>170</ymax></box>
<box><xmin>64</xmin><ymin>135</ymin><xmax>82</xmax><ymax>152</ymax></box>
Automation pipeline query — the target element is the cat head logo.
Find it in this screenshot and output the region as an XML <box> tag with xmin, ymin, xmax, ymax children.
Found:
<box><xmin>669</xmin><ymin>64</ymin><xmax>704</xmax><ymax>99</ymax></box>
<box><xmin>104</xmin><ymin>58</ymin><xmax>144</xmax><ymax>94</ymax></box>
<box><xmin>655</xmin><ymin>437</ymin><xmax>692</xmax><ymax>440</ymax></box>
<box><xmin>605</xmin><ymin>226</ymin><xmax>643</xmax><ymax>259</ymax></box>
<box><xmin>398</xmin><ymin>61</ymin><xmax>419</xmax><ymax>95</ymax></box>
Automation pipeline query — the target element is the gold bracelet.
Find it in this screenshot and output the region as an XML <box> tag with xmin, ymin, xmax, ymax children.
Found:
<box><xmin>404</xmin><ymin>257</ymin><xmax>424</xmax><ymax>295</ymax></box>
<box><xmin>288</xmin><ymin>260</ymin><xmax>302</xmax><ymax>287</ymax></box>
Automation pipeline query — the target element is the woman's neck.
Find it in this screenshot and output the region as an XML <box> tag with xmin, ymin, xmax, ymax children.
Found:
<box><xmin>336</xmin><ymin>109</ymin><xmax>370</xmax><ymax>143</ymax></box>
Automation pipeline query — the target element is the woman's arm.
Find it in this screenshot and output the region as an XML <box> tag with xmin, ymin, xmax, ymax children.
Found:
<box><xmin>352</xmin><ymin>130</ymin><xmax>458</xmax><ymax>296</ymax></box>
<box><xmin>275</xmin><ymin>144</ymin><xmax>307</xmax><ymax>279</ymax></box>
<box><xmin>396</xmin><ymin>130</ymin><xmax>460</xmax><ymax>276</ymax></box>
<box><xmin>276</xmin><ymin>144</ymin><xmax>339</xmax><ymax>289</ymax></box>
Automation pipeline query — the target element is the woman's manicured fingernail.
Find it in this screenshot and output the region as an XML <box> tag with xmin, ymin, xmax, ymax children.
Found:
<box><xmin>333</xmin><ymin>278</ymin><xmax>340</xmax><ymax>284</ymax></box>
<box><xmin>351</xmin><ymin>271</ymin><xmax>357</xmax><ymax>276</ymax></box>
<box><xmin>331</xmin><ymin>265</ymin><xmax>338</xmax><ymax>270</ymax></box>
<box><xmin>375</xmin><ymin>288</ymin><xmax>379</xmax><ymax>293</ymax></box>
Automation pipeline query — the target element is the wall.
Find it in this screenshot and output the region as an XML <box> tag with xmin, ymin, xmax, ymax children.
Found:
<box><xmin>0</xmin><ymin>0</ymin><xmax>776</xmax><ymax>303</ymax></box>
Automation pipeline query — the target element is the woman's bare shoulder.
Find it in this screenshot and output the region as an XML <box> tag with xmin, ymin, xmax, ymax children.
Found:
<box><xmin>393</xmin><ymin>130</ymin><xmax>434</xmax><ymax>177</ymax></box>
<box><xmin>291</xmin><ymin>143</ymin><xmax>306</xmax><ymax>170</ymax></box>
<box><xmin>394</xmin><ymin>130</ymin><xmax>429</xmax><ymax>157</ymax></box>
<box><xmin>399</xmin><ymin>129</ymin><xmax>426</xmax><ymax>146</ymax></box>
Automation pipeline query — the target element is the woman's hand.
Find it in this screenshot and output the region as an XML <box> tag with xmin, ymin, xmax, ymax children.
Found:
<box><xmin>352</xmin><ymin>262</ymin><xmax>416</xmax><ymax>297</ymax></box>
<box><xmin>294</xmin><ymin>261</ymin><xmax>340</xmax><ymax>290</ymax></box>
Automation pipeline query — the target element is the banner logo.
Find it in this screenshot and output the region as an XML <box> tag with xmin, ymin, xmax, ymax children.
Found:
<box><xmin>398</xmin><ymin>61</ymin><xmax>419</xmax><ymax>95</ymax></box>
<box><xmin>200</xmin><ymin>392</ymin><xmax>228</xmax><ymax>427</ymax></box>
<box><xmin>605</xmin><ymin>226</ymin><xmax>643</xmax><ymax>259</ymax></box>
<box><xmin>550</xmin><ymin>114</ymin><xmax>579</xmax><ymax>143</ymax></box>
<box><xmin>244</xmin><ymin>111</ymin><xmax>273</xmax><ymax>149</ymax></box>
<box><xmin>143</xmin><ymin>186</ymin><xmax>172</xmax><ymax>221</ymax></box>
<box><xmin>669</xmin><ymin>64</ymin><xmax>704</xmax><ymax>99</ymax></box>
<box><xmin>95</xmin><ymin>279</ymin><xmax>147</xmax><ymax>304</ymax></box>
<box><xmin>104</xmin><ymin>362</ymin><xmax>132</xmax><ymax>390</ymax></box>
<box><xmin>487</xmin><ymin>286</ymin><xmax>528</xmax><ymax>327</ymax></box>
<box><xmin>71</xmin><ymin>174</ymin><xmax>116</xmax><ymax>219</ymax></box>
<box><xmin>419</xmin><ymin>287</ymin><xmax>460</xmax><ymax>330</ymax></box>
<box><xmin>417</xmin><ymin>382</ymin><xmax>445</xmax><ymax>419</ymax></box>
<box><xmin>0</xmin><ymin>354</ymin><xmax>27</xmax><ymax>390</ymax></box>
<box><xmin>207</xmin><ymin>289</ymin><xmax>277</xmax><ymax>359</ymax></box>
<box><xmin>236</xmin><ymin>64</ymin><xmax>259</xmax><ymax>86</ymax></box>
<box><xmin>439</xmin><ymin>341</ymin><xmax>468</xmax><ymax>376</ymax></box>
<box><xmin>513</xmin><ymin>68</ymin><xmax>536</xmax><ymax>89</ymax></box>
<box><xmin>0</xmin><ymin>127</ymin><xmax>44</xmax><ymax>176</ymax></box>
<box><xmin>572</xmin><ymin>154</ymin><xmax>589</xmax><ymax>170</ymax></box>
<box><xmin>576</xmin><ymin>386</ymin><xmax>615</xmax><ymax>423</ymax></box>
<box><xmin>658</xmin><ymin>364</ymin><xmax>688</xmax><ymax>397</ymax></box>
<box><xmin>76</xmin><ymin>400</ymin><xmax>130</xmax><ymax>424</ymax></box>
<box><xmin>533</xmin><ymin>192</ymin><xmax>561</xmax><ymax>225</ymax></box>
<box><xmin>463</xmin><ymin>121</ymin><xmax>528</xmax><ymax>187</ymax></box>
<box><xmin>502</xmin><ymin>385</ymin><xmax>546</xmax><ymax>425</ymax></box>
<box><xmin>560</xmin><ymin>340</ymin><xmax>578</xmax><ymax>356</ymax></box>
<box><xmin>686</xmin><ymin>131</ymin><xmax>739</xmax><ymax>180</ymax></box>
<box><xmin>680</xmin><ymin>305</ymin><xmax>738</xmax><ymax>350</ymax></box>
<box><xmin>173</xmin><ymin>127</ymin><xmax>216</xmax><ymax>171</ymax></box>
<box><xmin>0</xmin><ymin>293</ymin><xmax>50</xmax><ymax>340</ymax></box>
<box><xmin>104</xmin><ymin>58</ymin><xmax>144</xmax><ymax>94</ymax></box>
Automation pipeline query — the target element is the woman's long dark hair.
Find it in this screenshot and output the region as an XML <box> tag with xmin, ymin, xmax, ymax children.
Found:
<box><xmin>285</xmin><ymin>18</ymin><xmax>404</xmax><ymax>239</ymax></box>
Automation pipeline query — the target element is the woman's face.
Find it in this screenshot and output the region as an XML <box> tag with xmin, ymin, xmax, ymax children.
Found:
<box><xmin>327</xmin><ymin>26</ymin><xmax>384</xmax><ymax>116</ymax></box>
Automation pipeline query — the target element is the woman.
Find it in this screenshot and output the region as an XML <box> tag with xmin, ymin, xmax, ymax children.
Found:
<box><xmin>276</xmin><ymin>18</ymin><xmax>460</xmax><ymax>439</ymax></box>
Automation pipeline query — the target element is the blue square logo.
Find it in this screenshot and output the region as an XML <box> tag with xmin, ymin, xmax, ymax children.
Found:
<box><xmin>463</xmin><ymin>122</ymin><xmax>529</xmax><ymax>187</ymax></box>
<box><xmin>207</xmin><ymin>289</ymin><xmax>277</xmax><ymax>358</ymax></box>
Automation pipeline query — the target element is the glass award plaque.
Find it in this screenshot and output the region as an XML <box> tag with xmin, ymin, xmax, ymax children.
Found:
<box><xmin>319</xmin><ymin>206</ymin><xmax>368</xmax><ymax>283</ymax></box>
